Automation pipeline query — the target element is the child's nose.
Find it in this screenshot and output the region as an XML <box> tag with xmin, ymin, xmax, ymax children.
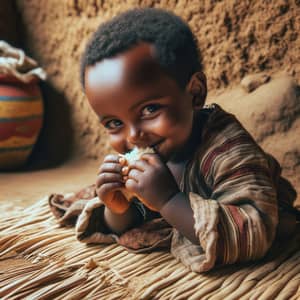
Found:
<box><xmin>127</xmin><ymin>125</ymin><xmax>145</xmax><ymax>145</ymax></box>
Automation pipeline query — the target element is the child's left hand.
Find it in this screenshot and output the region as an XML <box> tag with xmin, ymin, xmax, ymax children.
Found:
<box><xmin>124</xmin><ymin>153</ymin><xmax>180</xmax><ymax>211</ymax></box>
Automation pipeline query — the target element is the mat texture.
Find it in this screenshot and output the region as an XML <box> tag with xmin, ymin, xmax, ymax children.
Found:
<box><xmin>0</xmin><ymin>197</ymin><xmax>300</xmax><ymax>300</ymax></box>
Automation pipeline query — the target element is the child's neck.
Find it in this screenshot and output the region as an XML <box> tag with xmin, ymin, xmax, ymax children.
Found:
<box><xmin>167</xmin><ymin>110</ymin><xmax>208</xmax><ymax>187</ymax></box>
<box><xmin>168</xmin><ymin>110</ymin><xmax>206</xmax><ymax>164</ymax></box>
<box><xmin>167</xmin><ymin>160</ymin><xmax>187</xmax><ymax>187</ymax></box>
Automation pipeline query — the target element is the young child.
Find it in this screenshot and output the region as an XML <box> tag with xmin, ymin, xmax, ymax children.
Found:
<box><xmin>50</xmin><ymin>7</ymin><xmax>298</xmax><ymax>273</ymax></box>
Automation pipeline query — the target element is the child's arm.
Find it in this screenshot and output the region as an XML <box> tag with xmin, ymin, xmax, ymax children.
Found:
<box><xmin>158</xmin><ymin>192</ymin><xmax>198</xmax><ymax>244</ymax></box>
<box><xmin>96</xmin><ymin>154</ymin><xmax>143</xmax><ymax>234</ymax></box>
<box><xmin>103</xmin><ymin>204</ymin><xmax>143</xmax><ymax>234</ymax></box>
<box><xmin>124</xmin><ymin>154</ymin><xmax>201</xmax><ymax>243</ymax></box>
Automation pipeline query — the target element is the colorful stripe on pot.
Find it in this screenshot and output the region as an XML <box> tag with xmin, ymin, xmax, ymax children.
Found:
<box><xmin>0</xmin><ymin>81</ymin><xmax>43</xmax><ymax>169</ymax></box>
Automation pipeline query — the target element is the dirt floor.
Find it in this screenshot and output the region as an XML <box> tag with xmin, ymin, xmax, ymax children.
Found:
<box><xmin>0</xmin><ymin>158</ymin><xmax>99</xmax><ymax>214</ymax></box>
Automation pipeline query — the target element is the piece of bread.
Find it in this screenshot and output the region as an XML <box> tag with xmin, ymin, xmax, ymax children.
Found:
<box><xmin>122</xmin><ymin>147</ymin><xmax>155</xmax><ymax>164</ymax></box>
<box><xmin>120</xmin><ymin>147</ymin><xmax>155</xmax><ymax>201</ymax></box>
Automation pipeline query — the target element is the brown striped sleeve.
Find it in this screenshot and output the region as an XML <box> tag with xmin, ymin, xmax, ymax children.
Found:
<box><xmin>171</xmin><ymin>105</ymin><xmax>279</xmax><ymax>272</ymax></box>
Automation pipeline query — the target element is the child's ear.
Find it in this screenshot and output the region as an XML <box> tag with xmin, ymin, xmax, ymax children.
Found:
<box><xmin>186</xmin><ymin>71</ymin><xmax>207</xmax><ymax>109</ymax></box>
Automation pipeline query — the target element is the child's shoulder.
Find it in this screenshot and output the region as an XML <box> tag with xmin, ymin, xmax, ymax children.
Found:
<box><xmin>199</xmin><ymin>103</ymin><xmax>256</xmax><ymax>148</ymax></box>
<box><xmin>202</xmin><ymin>103</ymin><xmax>233</xmax><ymax>118</ymax></box>
<box><xmin>201</xmin><ymin>103</ymin><xmax>240</xmax><ymax>131</ymax></box>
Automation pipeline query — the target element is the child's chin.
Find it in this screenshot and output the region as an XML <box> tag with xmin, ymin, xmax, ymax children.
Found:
<box><xmin>164</xmin><ymin>148</ymin><xmax>187</xmax><ymax>162</ymax></box>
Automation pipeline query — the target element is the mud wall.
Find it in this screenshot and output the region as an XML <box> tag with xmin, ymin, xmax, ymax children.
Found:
<box><xmin>5</xmin><ymin>0</ymin><xmax>300</xmax><ymax>162</ymax></box>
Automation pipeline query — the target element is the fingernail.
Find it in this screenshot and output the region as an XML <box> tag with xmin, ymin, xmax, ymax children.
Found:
<box><xmin>119</xmin><ymin>157</ymin><xmax>126</xmax><ymax>165</ymax></box>
<box><xmin>122</xmin><ymin>166</ymin><xmax>128</xmax><ymax>175</ymax></box>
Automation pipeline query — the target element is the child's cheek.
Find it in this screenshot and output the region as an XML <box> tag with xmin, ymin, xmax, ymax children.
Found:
<box><xmin>109</xmin><ymin>135</ymin><xmax>126</xmax><ymax>154</ymax></box>
<box><xmin>144</xmin><ymin>113</ymin><xmax>173</xmax><ymax>133</ymax></box>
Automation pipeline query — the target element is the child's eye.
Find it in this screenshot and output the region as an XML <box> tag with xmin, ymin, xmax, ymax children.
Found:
<box><xmin>141</xmin><ymin>104</ymin><xmax>161</xmax><ymax>116</ymax></box>
<box><xmin>104</xmin><ymin>119</ymin><xmax>123</xmax><ymax>130</ymax></box>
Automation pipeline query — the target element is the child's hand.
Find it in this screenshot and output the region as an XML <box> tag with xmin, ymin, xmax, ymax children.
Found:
<box><xmin>96</xmin><ymin>154</ymin><xmax>130</xmax><ymax>214</ymax></box>
<box><xmin>124</xmin><ymin>153</ymin><xmax>180</xmax><ymax>211</ymax></box>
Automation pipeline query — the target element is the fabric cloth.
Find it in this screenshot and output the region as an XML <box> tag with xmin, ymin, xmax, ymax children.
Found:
<box><xmin>0</xmin><ymin>40</ymin><xmax>46</xmax><ymax>83</ymax></box>
<box><xmin>49</xmin><ymin>104</ymin><xmax>298</xmax><ymax>273</ymax></box>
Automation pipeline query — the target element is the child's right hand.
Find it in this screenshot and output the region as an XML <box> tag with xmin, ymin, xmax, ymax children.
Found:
<box><xmin>96</xmin><ymin>154</ymin><xmax>130</xmax><ymax>214</ymax></box>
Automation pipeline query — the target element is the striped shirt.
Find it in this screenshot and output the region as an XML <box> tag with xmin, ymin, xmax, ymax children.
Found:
<box><xmin>170</xmin><ymin>104</ymin><xmax>281</xmax><ymax>272</ymax></box>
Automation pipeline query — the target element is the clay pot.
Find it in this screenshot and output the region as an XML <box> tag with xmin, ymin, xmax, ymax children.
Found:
<box><xmin>0</xmin><ymin>74</ymin><xmax>43</xmax><ymax>169</ymax></box>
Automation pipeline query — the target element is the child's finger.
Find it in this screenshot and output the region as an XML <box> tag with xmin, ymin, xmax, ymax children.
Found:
<box><xmin>103</xmin><ymin>154</ymin><xmax>122</xmax><ymax>163</ymax></box>
<box><xmin>119</xmin><ymin>156</ymin><xmax>127</xmax><ymax>166</ymax></box>
<box><xmin>98</xmin><ymin>162</ymin><xmax>122</xmax><ymax>174</ymax></box>
<box><xmin>96</xmin><ymin>172</ymin><xmax>124</xmax><ymax>187</ymax></box>
<box><xmin>121</xmin><ymin>166</ymin><xmax>129</xmax><ymax>176</ymax></box>
<box><xmin>127</xmin><ymin>168</ymin><xmax>143</xmax><ymax>181</ymax></box>
<box><xmin>140</xmin><ymin>153</ymin><xmax>162</xmax><ymax>165</ymax></box>
<box><xmin>125</xmin><ymin>178</ymin><xmax>138</xmax><ymax>191</ymax></box>
<box><xmin>97</xmin><ymin>182</ymin><xmax>124</xmax><ymax>196</ymax></box>
<box><xmin>127</xmin><ymin>159</ymin><xmax>148</xmax><ymax>171</ymax></box>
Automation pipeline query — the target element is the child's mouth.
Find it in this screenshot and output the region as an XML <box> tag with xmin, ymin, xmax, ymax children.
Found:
<box><xmin>151</xmin><ymin>140</ymin><xmax>164</xmax><ymax>152</ymax></box>
<box><xmin>151</xmin><ymin>140</ymin><xmax>168</xmax><ymax>161</ymax></box>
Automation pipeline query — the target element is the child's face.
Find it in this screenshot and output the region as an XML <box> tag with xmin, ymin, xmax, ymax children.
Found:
<box><xmin>84</xmin><ymin>43</ymin><xmax>196</xmax><ymax>162</ymax></box>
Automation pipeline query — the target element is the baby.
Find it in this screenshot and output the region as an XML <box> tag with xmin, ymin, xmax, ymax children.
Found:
<box><xmin>54</xmin><ymin>7</ymin><xmax>298</xmax><ymax>273</ymax></box>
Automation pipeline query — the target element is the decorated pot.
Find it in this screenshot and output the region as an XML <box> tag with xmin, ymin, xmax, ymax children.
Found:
<box><xmin>0</xmin><ymin>75</ymin><xmax>43</xmax><ymax>169</ymax></box>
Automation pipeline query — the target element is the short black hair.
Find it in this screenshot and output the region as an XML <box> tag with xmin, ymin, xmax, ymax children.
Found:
<box><xmin>80</xmin><ymin>7</ymin><xmax>203</xmax><ymax>89</ymax></box>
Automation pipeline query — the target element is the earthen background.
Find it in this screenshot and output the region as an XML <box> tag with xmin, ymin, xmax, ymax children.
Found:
<box><xmin>0</xmin><ymin>0</ymin><xmax>299</xmax><ymax>205</ymax></box>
